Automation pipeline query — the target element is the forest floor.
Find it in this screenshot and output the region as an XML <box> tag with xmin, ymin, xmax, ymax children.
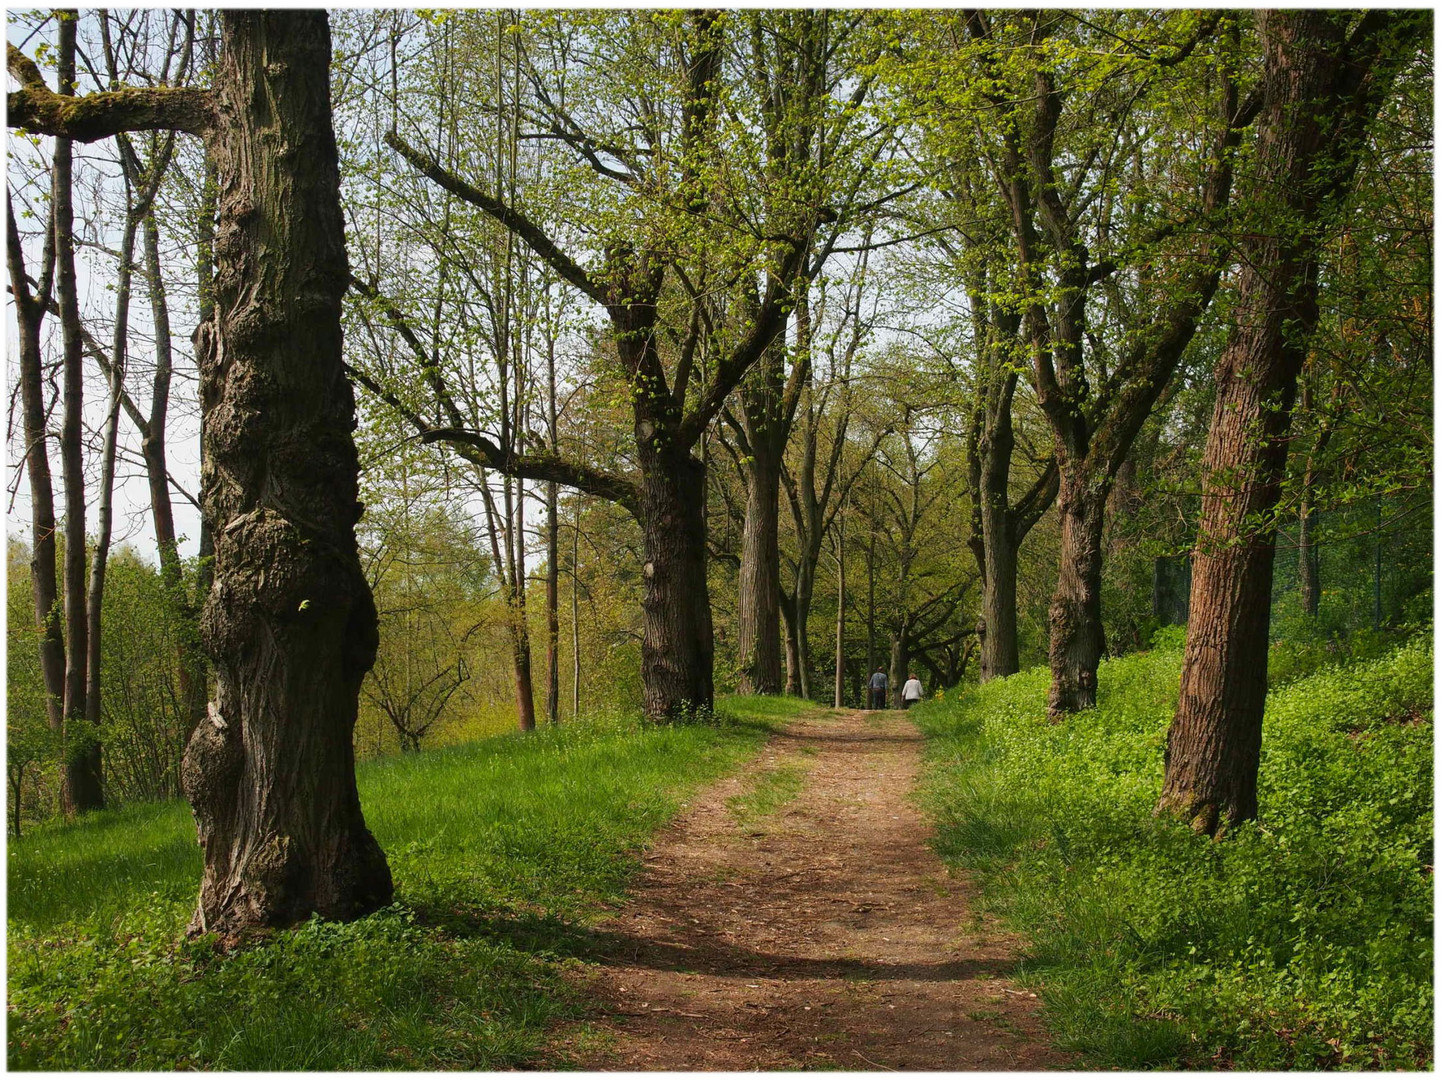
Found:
<box><xmin>554</xmin><ymin>706</ymin><xmax>1071</xmax><ymax>1070</ymax></box>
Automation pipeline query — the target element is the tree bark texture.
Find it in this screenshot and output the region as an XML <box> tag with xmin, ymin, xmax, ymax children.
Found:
<box><xmin>736</xmin><ymin>449</ymin><xmax>784</xmax><ymax>695</ymax></box>
<box><xmin>509</xmin><ymin>604</ymin><xmax>537</xmax><ymax>732</ymax></box>
<box><xmin>182</xmin><ymin>11</ymin><xmax>391</xmax><ymax>933</ymax></box>
<box><xmin>639</xmin><ymin>446</ymin><xmax>715</xmax><ymax>720</ymax></box>
<box><xmin>736</xmin><ymin>300</ymin><xmax>808</xmax><ymax>697</ymax></box>
<box><xmin>888</xmin><ymin>629</ymin><xmax>909</xmax><ymax>711</ymax></box>
<box><xmin>1298</xmin><ymin>506</ymin><xmax>1320</xmax><ymax>616</ymax></box>
<box><xmin>1046</xmin><ymin>482</ymin><xmax>1107</xmax><ymax>719</ymax></box>
<box><xmin>1157</xmin><ymin>9</ymin><xmax>1420</xmax><ymax>835</ymax></box>
<box><xmin>834</xmin><ymin>515</ymin><xmax>846</xmax><ymax>709</ymax></box>
<box><xmin>792</xmin><ymin>555</ymin><xmax>816</xmax><ymax>701</ymax></box>
<box><xmin>964</xmin><ymin>285</ymin><xmax>1057</xmax><ymax>685</ymax></box>
<box><xmin>781</xmin><ymin>594</ymin><xmax>802</xmax><ymax>697</ymax></box>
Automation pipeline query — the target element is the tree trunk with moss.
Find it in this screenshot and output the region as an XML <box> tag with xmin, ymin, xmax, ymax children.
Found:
<box><xmin>180</xmin><ymin>11</ymin><xmax>391</xmax><ymax>933</ymax></box>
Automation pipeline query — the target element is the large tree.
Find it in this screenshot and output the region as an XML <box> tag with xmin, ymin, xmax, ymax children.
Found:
<box><xmin>957</xmin><ymin>11</ymin><xmax>1261</xmax><ymax>718</ymax></box>
<box><xmin>728</xmin><ymin>11</ymin><xmax>889</xmax><ymax>696</ymax></box>
<box><xmin>371</xmin><ymin>11</ymin><xmax>876</xmax><ymax>719</ymax></box>
<box><xmin>1156</xmin><ymin>9</ymin><xmax>1429</xmax><ymax>835</ymax></box>
<box><xmin>9</xmin><ymin>10</ymin><xmax>392</xmax><ymax>932</ymax></box>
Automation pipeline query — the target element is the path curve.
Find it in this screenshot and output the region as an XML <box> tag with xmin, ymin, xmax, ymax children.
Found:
<box><xmin>565</xmin><ymin>707</ymin><xmax>1071</xmax><ymax>1070</ymax></box>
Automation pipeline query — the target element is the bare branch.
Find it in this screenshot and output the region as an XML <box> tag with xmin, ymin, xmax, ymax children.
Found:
<box><xmin>384</xmin><ymin>128</ymin><xmax>606</xmax><ymax>306</ymax></box>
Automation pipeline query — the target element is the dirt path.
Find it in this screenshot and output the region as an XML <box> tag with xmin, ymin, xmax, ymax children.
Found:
<box><xmin>562</xmin><ymin>707</ymin><xmax>1071</xmax><ymax>1070</ymax></box>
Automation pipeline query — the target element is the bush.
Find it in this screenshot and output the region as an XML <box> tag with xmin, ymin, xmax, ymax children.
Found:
<box><xmin>913</xmin><ymin>635</ymin><xmax>1433</xmax><ymax>1069</ymax></box>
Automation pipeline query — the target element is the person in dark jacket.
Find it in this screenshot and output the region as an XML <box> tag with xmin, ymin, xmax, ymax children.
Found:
<box><xmin>868</xmin><ymin>668</ymin><xmax>888</xmax><ymax>710</ymax></box>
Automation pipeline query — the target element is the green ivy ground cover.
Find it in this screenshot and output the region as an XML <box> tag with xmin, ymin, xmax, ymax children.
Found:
<box><xmin>912</xmin><ymin>635</ymin><xmax>1433</xmax><ymax>1069</ymax></box>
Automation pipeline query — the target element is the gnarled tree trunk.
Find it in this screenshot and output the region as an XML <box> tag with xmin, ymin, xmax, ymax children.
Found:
<box><xmin>182</xmin><ymin>10</ymin><xmax>391</xmax><ymax>933</ymax></box>
<box><xmin>639</xmin><ymin>446</ymin><xmax>715</xmax><ymax>720</ymax></box>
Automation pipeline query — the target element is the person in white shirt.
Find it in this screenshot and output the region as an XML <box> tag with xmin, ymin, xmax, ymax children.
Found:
<box><xmin>901</xmin><ymin>673</ymin><xmax>924</xmax><ymax>709</ymax></box>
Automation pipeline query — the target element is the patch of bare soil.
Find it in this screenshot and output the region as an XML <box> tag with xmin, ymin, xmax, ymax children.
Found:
<box><xmin>558</xmin><ymin>708</ymin><xmax>1072</xmax><ymax>1070</ymax></box>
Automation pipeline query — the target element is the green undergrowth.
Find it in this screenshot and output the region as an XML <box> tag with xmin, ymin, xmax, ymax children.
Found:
<box><xmin>8</xmin><ymin>695</ymin><xmax>810</xmax><ymax>1070</ymax></box>
<box><xmin>913</xmin><ymin>636</ymin><xmax>1432</xmax><ymax>1070</ymax></box>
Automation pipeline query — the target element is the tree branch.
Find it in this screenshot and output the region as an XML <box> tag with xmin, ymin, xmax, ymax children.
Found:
<box><xmin>8</xmin><ymin>43</ymin><xmax>213</xmax><ymax>141</ymax></box>
<box><xmin>384</xmin><ymin>129</ymin><xmax>606</xmax><ymax>306</ymax></box>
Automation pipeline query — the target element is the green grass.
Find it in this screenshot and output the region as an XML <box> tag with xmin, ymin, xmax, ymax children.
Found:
<box><xmin>8</xmin><ymin>695</ymin><xmax>812</xmax><ymax>1070</ymax></box>
<box><xmin>912</xmin><ymin>636</ymin><xmax>1433</xmax><ymax>1070</ymax></box>
<box><xmin>727</xmin><ymin>764</ymin><xmax>809</xmax><ymax>826</ymax></box>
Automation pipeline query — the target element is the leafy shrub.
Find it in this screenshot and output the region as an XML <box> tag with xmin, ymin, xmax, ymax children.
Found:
<box><xmin>913</xmin><ymin>635</ymin><xmax>1433</xmax><ymax>1069</ymax></box>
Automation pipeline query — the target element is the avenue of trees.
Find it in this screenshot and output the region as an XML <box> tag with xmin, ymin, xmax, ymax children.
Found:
<box><xmin>6</xmin><ymin>9</ymin><xmax>1431</xmax><ymax>932</ymax></box>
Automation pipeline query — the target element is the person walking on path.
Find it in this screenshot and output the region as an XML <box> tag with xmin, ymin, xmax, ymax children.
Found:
<box><xmin>868</xmin><ymin>668</ymin><xmax>888</xmax><ymax>710</ymax></box>
<box><xmin>901</xmin><ymin>673</ymin><xmax>924</xmax><ymax>710</ymax></box>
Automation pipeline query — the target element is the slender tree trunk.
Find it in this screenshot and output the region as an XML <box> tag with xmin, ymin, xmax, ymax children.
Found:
<box><xmin>865</xmin><ymin>528</ymin><xmax>876</xmax><ymax>676</ymax></box>
<box><xmin>834</xmin><ymin>513</ymin><xmax>846</xmax><ymax>709</ymax></box>
<box><xmin>6</xmin><ymin>198</ymin><xmax>65</xmax><ymax>735</ymax></box>
<box><xmin>1157</xmin><ymin>9</ymin><xmax>1418</xmax><ymax>835</ymax></box>
<box><xmin>794</xmin><ymin>555</ymin><xmax>815</xmax><ymax>700</ymax></box>
<box><xmin>510</xmin><ymin>615</ymin><xmax>537</xmax><ymax>730</ymax></box>
<box><xmin>571</xmin><ymin>506</ymin><xmax>581</xmax><ymax>719</ymax></box>
<box><xmin>1298</xmin><ymin>506</ymin><xmax>1319</xmax><ymax>616</ymax></box>
<box><xmin>1047</xmin><ymin>481</ymin><xmax>1107</xmax><ymax>719</ymax></box>
<box><xmin>977</xmin><ymin>506</ymin><xmax>1020</xmax><ymax>681</ymax></box>
<box><xmin>544</xmin><ymin>306</ymin><xmax>561</xmax><ymax>724</ymax></box>
<box><xmin>638</xmin><ymin>446</ymin><xmax>714</xmax><ymax>720</ymax></box>
<box><xmin>182</xmin><ymin>10</ymin><xmax>391</xmax><ymax>934</ymax></box>
<box><xmin>54</xmin><ymin>15</ymin><xmax>103</xmax><ymax>814</ymax></box>
<box><xmin>510</xmin><ymin>478</ymin><xmax>536</xmax><ymax>733</ymax></box>
<box><xmin>480</xmin><ymin>473</ymin><xmax>536</xmax><ymax>733</ymax></box>
<box><xmin>966</xmin><ymin>314</ymin><xmax>1054</xmax><ymax>684</ymax></box>
<box><xmin>1296</xmin><ymin>375</ymin><xmax>1333</xmax><ymax>618</ymax></box>
<box><xmin>736</xmin><ymin>452</ymin><xmax>784</xmax><ymax>694</ymax></box>
<box><xmin>781</xmin><ymin>590</ymin><xmax>802</xmax><ymax>696</ymax></box>
<box><xmin>83</xmin><ymin>218</ymin><xmax>132</xmax><ymax>733</ymax></box>
<box><xmin>546</xmin><ymin>482</ymin><xmax>561</xmax><ymax>722</ymax></box>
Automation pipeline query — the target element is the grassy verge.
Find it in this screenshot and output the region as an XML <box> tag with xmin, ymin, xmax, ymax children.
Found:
<box><xmin>8</xmin><ymin>695</ymin><xmax>812</xmax><ymax>1069</ymax></box>
<box><xmin>912</xmin><ymin>637</ymin><xmax>1432</xmax><ymax>1069</ymax></box>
